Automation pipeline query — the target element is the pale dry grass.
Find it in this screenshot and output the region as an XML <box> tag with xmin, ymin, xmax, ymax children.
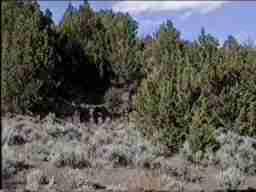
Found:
<box><xmin>2</xmin><ymin>114</ymin><xmax>256</xmax><ymax>192</ymax></box>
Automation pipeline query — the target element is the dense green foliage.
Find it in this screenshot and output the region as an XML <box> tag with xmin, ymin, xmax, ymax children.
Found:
<box><xmin>2</xmin><ymin>1</ymin><xmax>255</xmax><ymax>154</ymax></box>
<box><xmin>98</xmin><ymin>10</ymin><xmax>144</xmax><ymax>85</ymax></box>
<box><xmin>2</xmin><ymin>0</ymin><xmax>54</xmax><ymax>113</ymax></box>
<box><xmin>51</xmin><ymin>3</ymin><xmax>143</xmax><ymax>104</ymax></box>
<box><xmin>135</xmin><ymin>23</ymin><xmax>256</xmax><ymax>153</ymax></box>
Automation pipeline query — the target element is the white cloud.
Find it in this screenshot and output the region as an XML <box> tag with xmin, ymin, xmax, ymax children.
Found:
<box><xmin>112</xmin><ymin>1</ymin><xmax>227</xmax><ymax>17</ymax></box>
<box><xmin>179</xmin><ymin>11</ymin><xmax>193</xmax><ymax>21</ymax></box>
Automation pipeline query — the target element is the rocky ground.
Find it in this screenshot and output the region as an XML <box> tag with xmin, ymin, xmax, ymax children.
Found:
<box><xmin>2</xmin><ymin>113</ymin><xmax>256</xmax><ymax>192</ymax></box>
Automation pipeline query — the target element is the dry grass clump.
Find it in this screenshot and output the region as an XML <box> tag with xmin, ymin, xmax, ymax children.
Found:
<box><xmin>26</xmin><ymin>169</ymin><xmax>50</xmax><ymax>192</ymax></box>
<box><xmin>214</xmin><ymin>130</ymin><xmax>256</xmax><ymax>175</ymax></box>
<box><xmin>181</xmin><ymin>129</ymin><xmax>256</xmax><ymax>190</ymax></box>
<box><xmin>2</xmin><ymin>112</ymin><xmax>256</xmax><ymax>192</ymax></box>
<box><xmin>16</xmin><ymin>111</ymin><xmax>161</xmax><ymax>170</ymax></box>
<box><xmin>2</xmin><ymin>116</ymin><xmax>37</xmax><ymax>178</ymax></box>
<box><xmin>125</xmin><ymin>126</ymin><xmax>162</xmax><ymax>168</ymax></box>
<box><xmin>180</xmin><ymin>140</ymin><xmax>209</xmax><ymax>165</ymax></box>
<box><xmin>42</xmin><ymin>113</ymin><xmax>82</xmax><ymax>142</ymax></box>
<box><xmin>2</xmin><ymin>115</ymin><xmax>43</xmax><ymax>146</ymax></box>
<box><xmin>214</xmin><ymin>130</ymin><xmax>256</xmax><ymax>191</ymax></box>
<box><xmin>49</xmin><ymin>140</ymin><xmax>91</xmax><ymax>169</ymax></box>
<box><xmin>2</xmin><ymin>144</ymin><xmax>31</xmax><ymax>178</ymax></box>
<box><xmin>2</xmin><ymin>145</ymin><xmax>19</xmax><ymax>178</ymax></box>
<box><xmin>105</xmin><ymin>144</ymin><xmax>134</xmax><ymax>167</ymax></box>
<box><xmin>217</xmin><ymin>166</ymin><xmax>245</xmax><ymax>190</ymax></box>
<box><xmin>94</xmin><ymin>122</ymin><xmax>161</xmax><ymax>168</ymax></box>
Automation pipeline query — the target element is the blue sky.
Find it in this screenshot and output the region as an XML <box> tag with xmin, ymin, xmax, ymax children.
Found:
<box><xmin>38</xmin><ymin>1</ymin><xmax>256</xmax><ymax>43</ymax></box>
